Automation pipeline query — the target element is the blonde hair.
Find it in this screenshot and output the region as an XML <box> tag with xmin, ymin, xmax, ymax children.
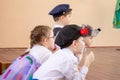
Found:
<box><xmin>30</xmin><ymin>25</ymin><xmax>52</xmax><ymax>48</ymax></box>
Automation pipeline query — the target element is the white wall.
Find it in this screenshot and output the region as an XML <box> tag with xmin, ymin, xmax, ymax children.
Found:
<box><xmin>0</xmin><ymin>0</ymin><xmax>119</xmax><ymax>48</ymax></box>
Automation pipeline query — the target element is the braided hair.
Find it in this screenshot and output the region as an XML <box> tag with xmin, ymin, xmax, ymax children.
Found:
<box><xmin>21</xmin><ymin>25</ymin><xmax>52</xmax><ymax>57</ymax></box>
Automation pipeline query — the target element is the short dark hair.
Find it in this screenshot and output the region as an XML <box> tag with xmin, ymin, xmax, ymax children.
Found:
<box><xmin>55</xmin><ymin>24</ymin><xmax>88</xmax><ymax>49</ymax></box>
<box><xmin>53</xmin><ymin>10</ymin><xmax>71</xmax><ymax>21</ymax></box>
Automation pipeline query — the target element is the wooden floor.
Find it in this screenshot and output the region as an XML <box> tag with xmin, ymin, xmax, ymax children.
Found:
<box><xmin>86</xmin><ymin>47</ymin><xmax>120</xmax><ymax>80</ymax></box>
<box><xmin>0</xmin><ymin>47</ymin><xmax>120</xmax><ymax>80</ymax></box>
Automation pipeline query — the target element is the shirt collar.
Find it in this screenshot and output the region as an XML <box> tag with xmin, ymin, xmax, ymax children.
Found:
<box><xmin>29</xmin><ymin>44</ymin><xmax>52</xmax><ymax>64</ymax></box>
<box><xmin>30</xmin><ymin>44</ymin><xmax>51</xmax><ymax>53</ymax></box>
<box><xmin>54</xmin><ymin>24</ymin><xmax>64</xmax><ymax>28</ymax></box>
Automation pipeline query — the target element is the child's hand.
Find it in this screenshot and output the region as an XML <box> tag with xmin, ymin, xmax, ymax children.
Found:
<box><xmin>84</xmin><ymin>51</ymin><xmax>95</xmax><ymax>67</ymax></box>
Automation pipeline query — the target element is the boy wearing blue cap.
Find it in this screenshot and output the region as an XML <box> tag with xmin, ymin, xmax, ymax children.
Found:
<box><xmin>49</xmin><ymin>4</ymin><xmax>72</xmax><ymax>36</ymax></box>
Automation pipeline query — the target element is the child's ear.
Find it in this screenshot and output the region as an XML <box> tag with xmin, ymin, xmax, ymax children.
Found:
<box><xmin>60</xmin><ymin>15</ymin><xmax>65</xmax><ymax>20</ymax></box>
<box><xmin>43</xmin><ymin>37</ymin><xmax>49</xmax><ymax>43</ymax></box>
<box><xmin>72</xmin><ymin>40</ymin><xmax>77</xmax><ymax>47</ymax></box>
<box><xmin>41</xmin><ymin>37</ymin><xmax>48</xmax><ymax>44</ymax></box>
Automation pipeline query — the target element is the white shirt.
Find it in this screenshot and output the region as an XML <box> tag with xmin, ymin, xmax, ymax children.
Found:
<box><xmin>33</xmin><ymin>48</ymin><xmax>88</xmax><ymax>80</ymax></box>
<box><xmin>29</xmin><ymin>44</ymin><xmax>52</xmax><ymax>64</ymax></box>
<box><xmin>54</xmin><ymin>24</ymin><xmax>64</xmax><ymax>28</ymax></box>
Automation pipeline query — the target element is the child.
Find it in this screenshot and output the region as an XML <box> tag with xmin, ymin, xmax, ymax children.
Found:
<box><xmin>0</xmin><ymin>25</ymin><xmax>55</xmax><ymax>80</ymax></box>
<box><xmin>82</xmin><ymin>24</ymin><xmax>101</xmax><ymax>47</ymax></box>
<box><xmin>29</xmin><ymin>25</ymin><xmax>55</xmax><ymax>64</ymax></box>
<box><xmin>33</xmin><ymin>24</ymin><xmax>94</xmax><ymax>80</ymax></box>
<box><xmin>78</xmin><ymin>24</ymin><xmax>101</xmax><ymax>69</ymax></box>
<box><xmin>49</xmin><ymin>4</ymin><xmax>72</xmax><ymax>36</ymax></box>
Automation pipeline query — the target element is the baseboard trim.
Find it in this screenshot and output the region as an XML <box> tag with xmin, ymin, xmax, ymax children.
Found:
<box><xmin>0</xmin><ymin>46</ymin><xmax>120</xmax><ymax>49</ymax></box>
<box><xmin>0</xmin><ymin>47</ymin><xmax>27</xmax><ymax>49</ymax></box>
<box><xmin>88</xmin><ymin>46</ymin><xmax>120</xmax><ymax>48</ymax></box>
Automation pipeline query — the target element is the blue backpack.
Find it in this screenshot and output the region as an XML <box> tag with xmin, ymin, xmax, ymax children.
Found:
<box><xmin>0</xmin><ymin>54</ymin><xmax>41</xmax><ymax>80</ymax></box>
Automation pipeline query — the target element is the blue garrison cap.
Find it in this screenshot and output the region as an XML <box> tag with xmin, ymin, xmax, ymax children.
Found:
<box><xmin>49</xmin><ymin>4</ymin><xmax>72</xmax><ymax>17</ymax></box>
